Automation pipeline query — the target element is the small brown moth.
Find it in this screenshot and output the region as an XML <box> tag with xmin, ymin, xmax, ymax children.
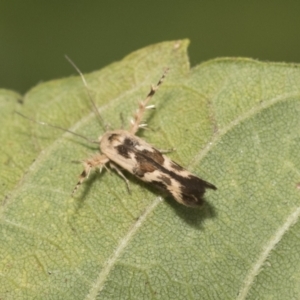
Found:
<box><xmin>72</xmin><ymin>64</ymin><xmax>216</xmax><ymax>207</ymax></box>
<box><xmin>19</xmin><ymin>63</ymin><xmax>216</xmax><ymax>207</ymax></box>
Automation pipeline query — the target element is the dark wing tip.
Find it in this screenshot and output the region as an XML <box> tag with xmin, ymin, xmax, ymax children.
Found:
<box><xmin>204</xmin><ymin>181</ymin><xmax>217</xmax><ymax>191</ymax></box>
<box><xmin>177</xmin><ymin>176</ymin><xmax>217</xmax><ymax>208</ymax></box>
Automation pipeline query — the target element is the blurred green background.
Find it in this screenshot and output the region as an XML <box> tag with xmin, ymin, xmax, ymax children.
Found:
<box><xmin>1</xmin><ymin>1</ymin><xmax>300</xmax><ymax>94</ymax></box>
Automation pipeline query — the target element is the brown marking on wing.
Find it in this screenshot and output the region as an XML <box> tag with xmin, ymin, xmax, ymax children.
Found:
<box><xmin>170</xmin><ymin>161</ymin><xmax>184</xmax><ymax>171</ymax></box>
<box><xmin>132</xmin><ymin>148</ymin><xmax>165</xmax><ymax>177</ymax></box>
<box><xmin>116</xmin><ymin>144</ymin><xmax>131</xmax><ymax>158</ymax></box>
<box><xmin>108</xmin><ymin>133</ymin><xmax>119</xmax><ymax>142</ymax></box>
<box><xmin>151</xmin><ymin>180</ymin><xmax>167</xmax><ymax>191</ymax></box>
<box><xmin>133</xmin><ymin>154</ymin><xmax>157</xmax><ymax>177</ymax></box>
<box><xmin>157</xmin><ymin>174</ymin><xmax>171</xmax><ymax>185</ymax></box>
<box><xmin>124</xmin><ymin>137</ymin><xmax>139</xmax><ymax>147</ymax></box>
<box><xmin>115</xmin><ymin>137</ymin><xmax>139</xmax><ymax>159</ymax></box>
<box><xmin>141</xmin><ymin>149</ymin><xmax>164</xmax><ymax>164</ymax></box>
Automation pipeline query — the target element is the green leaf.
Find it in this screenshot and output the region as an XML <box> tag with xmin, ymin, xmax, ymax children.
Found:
<box><xmin>1</xmin><ymin>40</ymin><xmax>300</xmax><ymax>299</ymax></box>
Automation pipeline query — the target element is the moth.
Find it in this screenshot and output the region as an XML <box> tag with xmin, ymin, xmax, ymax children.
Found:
<box><xmin>72</xmin><ymin>68</ymin><xmax>217</xmax><ymax>207</ymax></box>
<box><xmin>18</xmin><ymin>65</ymin><xmax>216</xmax><ymax>207</ymax></box>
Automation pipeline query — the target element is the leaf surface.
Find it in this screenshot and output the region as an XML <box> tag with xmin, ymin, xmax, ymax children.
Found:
<box><xmin>1</xmin><ymin>40</ymin><xmax>300</xmax><ymax>299</ymax></box>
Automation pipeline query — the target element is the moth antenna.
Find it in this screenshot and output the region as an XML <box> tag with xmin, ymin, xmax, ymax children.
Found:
<box><xmin>65</xmin><ymin>55</ymin><xmax>106</xmax><ymax>131</ymax></box>
<box><xmin>119</xmin><ymin>112</ymin><xmax>125</xmax><ymax>129</ymax></box>
<box><xmin>15</xmin><ymin>111</ymin><xmax>98</xmax><ymax>144</ymax></box>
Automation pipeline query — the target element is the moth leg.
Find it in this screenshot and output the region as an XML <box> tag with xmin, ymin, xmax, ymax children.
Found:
<box><xmin>72</xmin><ymin>154</ymin><xmax>109</xmax><ymax>195</ymax></box>
<box><xmin>119</xmin><ymin>112</ymin><xmax>125</xmax><ymax>129</ymax></box>
<box><xmin>109</xmin><ymin>162</ymin><xmax>131</xmax><ymax>194</ymax></box>
<box><xmin>130</xmin><ymin>68</ymin><xmax>169</xmax><ymax>134</ymax></box>
<box><xmin>157</xmin><ymin>147</ymin><xmax>176</xmax><ymax>154</ymax></box>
